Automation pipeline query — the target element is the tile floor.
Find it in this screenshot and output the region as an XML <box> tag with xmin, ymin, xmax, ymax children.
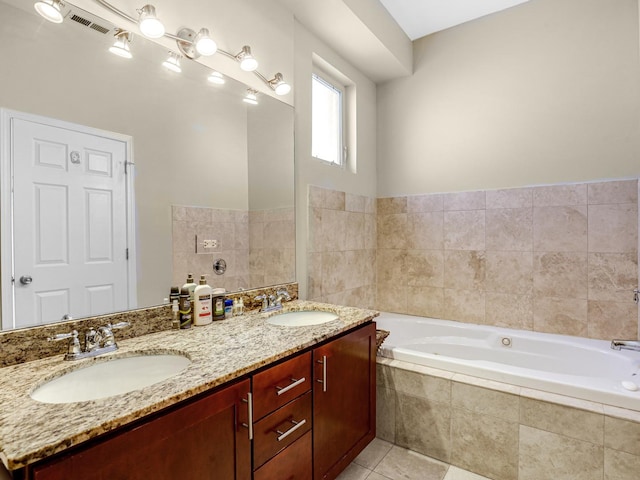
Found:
<box><xmin>337</xmin><ymin>438</ymin><xmax>491</xmax><ymax>480</ymax></box>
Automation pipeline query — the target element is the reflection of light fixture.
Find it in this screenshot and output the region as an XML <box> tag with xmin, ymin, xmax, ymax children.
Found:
<box><xmin>162</xmin><ymin>52</ymin><xmax>182</xmax><ymax>73</ymax></box>
<box><xmin>34</xmin><ymin>0</ymin><xmax>64</xmax><ymax>23</ymax></box>
<box><xmin>109</xmin><ymin>30</ymin><xmax>132</xmax><ymax>59</ymax></box>
<box><xmin>235</xmin><ymin>46</ymin><xmax>258</xmax><ymax>72</ymax></box>
<box><xmin>207</xmin><ymin>71</ymin><xmax>225</xmax><ymax>85</ymax></box>
<box><xmin>194</xmin><ymin>28</ymin><xmax>217</xmax><ymax>56</ymax></box>
<box><xmin>268</xmin><ymin>73</ymin><xmax>291</xmax><ymax>96</ymax></box>
<box><xmin>138</xmin><ymin>4</ymin><xmax>165</xmax><ymax>38</ymax></box>
<box><xmin>243</xmin><ymin>89</ymin><xmax>258</xmax><ymax>105</ymax></box>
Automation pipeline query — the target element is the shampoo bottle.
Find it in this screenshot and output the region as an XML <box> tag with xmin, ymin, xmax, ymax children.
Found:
<box><xmin>182</xmin><ymin>273</ymin><xmax>197</xmax><ymax>305</ymax></box>
<box><xmin>193</xmin><ymin>275</ymin><xmax>212</xmax><ymax>326</ymax></box>
<box><xmin>179</xmin><ymin>286</ymin><xmax>192</xmax><ymax>329</ymax></box>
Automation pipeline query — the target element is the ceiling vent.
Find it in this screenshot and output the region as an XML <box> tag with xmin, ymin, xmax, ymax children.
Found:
<box><xmin>67</xmin><ymin>7</ymin><xmax>115</xmax><ymax>36</ymax></box>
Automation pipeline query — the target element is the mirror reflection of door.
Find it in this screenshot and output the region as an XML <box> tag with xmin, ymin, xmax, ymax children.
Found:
<box><xmin>1</xmin><ymin>110</ymin><xmax>136</xmax><ymax>329</ymax></box>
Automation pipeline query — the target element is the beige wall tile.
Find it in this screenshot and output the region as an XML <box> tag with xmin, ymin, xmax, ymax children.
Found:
<box><xmin>408</xmin><ymin>212</ymin><xmax>444</xmax><ymax>250</ymax></box>
<box><xmin>444</xmin><ymin>191</ymin><xmax>486</xmax><ymax>211</ymax></box>
<box><xmin>376</xmin><ymin>386</ymin><xmax>396</xmax><ymax>443</ymax></box>
<box><xmin>444</xmin><ymin>251</ymin><xmax>486</xmax><ymax>291</ymax></box>
<box><xmin>377</xmin><ymin>214</ymin><xmax>409</xmax><ymax>250</ymax></box>
<box><xmin>377</xmin><ymin>249</ymin><xmax>407</xmax><ymax>287</ymax></box>
<box><xmin>408</xmin><ymin>193</ymin><xmax>444</xmax><ymax>212</ymax></box>
<box><xmin>324</xmin><ymin>188</ymin><xmax>346</xmax><ymax>211</ymax></box>
<box><xmin>374</xmin><ymin>445</ymin><xmax>450</xmax><ymax>480</ymax></box>
<box><xmin>345</xmin><ymin>212</ymin><xmax>365</xmax><ymax>250</ymax></box>
<box><xmin>444</xmin><ymin>289</ymin><xmax>485</xmax><ymax>324</ymax></box>
<box><xmin>377</xmin><ymin>283</ymin><xmax>407</xmax><ymax>314</ymax></box>
<box><xmin>378</xmin><ymin>197</ymin><xmax>407</xmax><ymax>215</ymax></box>
<box><xmin>604</xmin><ymin>448</ymin><xmax>640</xmax><ymax>480</ymax></box>
<box><xmin>365</xmin><ymin>196</ymin><xmax>377</xmax><ymax>214</ymax></box>
<box><xmin>588</xmin><ymin>253</ymin><xmax>638</xmax><ymax>302</ymax></box>
<box><xmin>588</xmin><ymin>300</ymin><xmax>638</xmax><ymax>340</ymax></box>
<box><xmin>407</xmin><ymin>250</ymin><xmax>444</xmax><ymax>287</ymax></box>
<box><xmin>605</xmin><ymin>416</ymin><xmax>640</xmax><ymax>456</ymax></box>
<box><xmin>533</xmin><ymin>296</ymin><xmax>588</xmax><ymax>336</ymax></box>
<box><xmin>211</xmin><ymin>208</ymin><xmax>236</xmax><ymax>223</ymax></box>
<box><xmin>321</xmin><ymin>251</ymin><xmax>347</xmax><ymax>295</ymax></box>
<box><xmin>320</xmin><ymin>209</ymin><xmax>348</xmax><ymax>252</ymax></box>
<box><xmin>363</xmin><ymin>249</ymin><xmax>377</xmax><ymax>286</ymax></box>
<box><xmin>485</xmin><ymin>251</ymin><xmax>533</xmax><ymax>295</ymax></box>
<box><xmin>533</xmin><ymin>252</ymin><xmax>588</xmax><ymax>299</ymax></box>
<box><xmin>345</xmin><ymin>193</ymin><xmax>366</xmax><ymax>212</ymax></box>
<box><xmin>343</xmin><ymin>250</ymin><xmax>367</xmax><ymax>290</ymax></box>
<box><xmin>520</xmin><ymin>397</ymin><xmax>604</xmax><ymax>445</ymax></box>
<box><xmin>588</xmin><ymin>204</ymin><xmax>638</xmax><ymax>253</ymax></box>
<box><xmin>444</xmin><ymin>211</ymin><xmax>486</xmax><ymax>251</ymax></box>
<box><xmin>533</xmin><ymin>206</ymin><xmax>588</xmax><ymax>252</ymax></box>
<box><xmin>533</xmin><ymin>184</ymin><xmax>587</xmax><ymax>207</ymax></box>
<box><xmin>308</xmin><ymin>207</ymin><xmax>322</xmax><ymax>253</ymax></box>
<box><xmin>519</xmin><ymin>426</ymin><xmax>603</xmax><ymax>480</ymax></box>
<box><xmin>391</xmin><ymin>363</ymin><xmax>452</xmax><ymax>403</ymax></box>
<box><xmin>364</xmin><ymin>214</ymin><xmax>377</xmax><ymax>250</ymax></box>
<box><xmin>249</xmin><ymin>221</ymin><xmax>264</xmax><ymax>249</ymax></box>
<box><xmin>263</xmin><ymin>221</ymin><xmax>294</xmax><ymax>249</ymax></box>
<box><xmin>485</xmin><ymin>293</ymin><xmax>533</xmax><ymax>330</ymax></box>
<box><xmin>588</xmin><ymin>180</ymin><xmax>638</xmax><ymax>205</ymax></box>
<box><xmin>395</xmin><ymin>394</ymin><xmax>452</xmax><ymax>463</ymax></box>
<box><xmin>486</xmin><ymin>208</ymin><xmax>533</xmax><ymax>252</ymax></box>
<box><xmin>451</xmin><ymin>408</ymin><xmax>519</xmax><ymax>480</ymax></box>
<box><xmin>486</xmin><ymin>187</ymin><xmax>533</xmax><ymax>209</ymax></box>
<box><xmin>307</xmin><ymin>252</ymin><xmax>322</xmax><ymax>300</ymax></box>
<box><xmin>406</xmin><ymin>286</ymin><xmax>445</xmax><ymax>318</ymax></box>
<box><xmin>452</xmin><ymin>382</ymin><xmax>519</xmax><ymax>422</ymax></box>
<box><xmin>308</xmin><ymin>185</ymin><xmax>324</xmax><ymax>207</ymax></box>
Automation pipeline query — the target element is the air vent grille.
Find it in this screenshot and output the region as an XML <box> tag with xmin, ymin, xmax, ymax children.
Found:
<box><xmin>69</xmin><ymin>13</ymin><xmax>111</xmax><ymax>35</ymax></box>
<box><xmin>90</xmin><ymin>23</ymin><xmax>110</xmax><ymax>35</ymax></box>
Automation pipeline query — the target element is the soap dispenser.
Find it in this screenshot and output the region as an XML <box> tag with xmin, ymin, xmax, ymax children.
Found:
<box><xmin>193</xmin><ymin>275</ymin><xmax>212</xmax><ymax>326</ymax></box>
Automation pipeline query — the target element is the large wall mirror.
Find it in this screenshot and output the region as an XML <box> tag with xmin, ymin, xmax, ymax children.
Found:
<box><xmin>0</xmin><ymin>0</ymin><xmax>295</xmax><ymax>330</ymax></box>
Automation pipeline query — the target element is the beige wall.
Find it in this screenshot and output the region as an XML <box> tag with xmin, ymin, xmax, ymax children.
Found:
<box><xmin>377</xmin><ymin>0</ymin><xmax>640</xmax><ymax>196</ymax></box>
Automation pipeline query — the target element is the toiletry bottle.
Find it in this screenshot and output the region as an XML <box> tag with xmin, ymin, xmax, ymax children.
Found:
<box><xmin>182</xmin><ymin>273</ymin><xmax>197</xmax><ymax>305</ymax></box>
<box><xmin>193</xmin><ymin>275</ymin><xmax>213</xmax><ymax>326</ymax></box>
<box><xmin>224</xmin><ymin>298</ymin><xmax>233</xmax><ymax>318</ymax></box>
<box><xmin>171</xmin><ymin>299</ymin><xmax>180</xmax><ymax>330</ymax></box>
<box><xmin>236</xmin><ymin>297</ymin><xmax>244</xmax><ymax>316</ymax></box>
<box><xmin>169</xmin><ymin>286</ymin><xmax>180</xmax><ymax>306</ymax></box>
<box><xmin>212</xmin><ymin>288</ymin><xmax>226</xmax><ymax>320</ymax></box>
<box><xmin>179</xmin><ymin>286</ymin><xmax>192</xmax><ymax>329</ymax></box>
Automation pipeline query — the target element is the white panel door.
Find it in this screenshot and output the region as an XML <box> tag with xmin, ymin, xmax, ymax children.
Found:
<box><xmin>11</xmin><ymin>117</ymin><xmax>131</xmax><ymax>328</ymax></box>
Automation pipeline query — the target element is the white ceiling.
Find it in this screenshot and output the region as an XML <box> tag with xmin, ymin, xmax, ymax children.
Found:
<box><xmin>379</xmin><ymin>0</ymin><xmax>531</xmax><ymax>40</ymax></box>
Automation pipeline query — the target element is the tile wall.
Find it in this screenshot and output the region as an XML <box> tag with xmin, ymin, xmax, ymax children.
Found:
<box><xmin>376</xmin><ymin>179</ymin><xmax>639</xmax><ymax>340</ymax></box>
<box><xmin>308</xmin><ymin>186</ymin><xmax>377</xmax><ymax>309</ymax></box>
<box><xmin>377</xmin><ymin>358</ymin><xmax>640</xmax><ymax>480</ymax></box>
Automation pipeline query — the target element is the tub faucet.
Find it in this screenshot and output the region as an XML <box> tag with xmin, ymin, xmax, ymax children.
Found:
<box><xmin>611</xmin><ymin>339</ymin><xmax>640</xmax><ymax>352</ymax></box>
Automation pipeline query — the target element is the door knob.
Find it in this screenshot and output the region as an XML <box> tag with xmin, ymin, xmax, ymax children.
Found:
<box><xmin>19</xmin><ymin>275</ymin><xmax>33</xmax><ymax>285</ymax></box>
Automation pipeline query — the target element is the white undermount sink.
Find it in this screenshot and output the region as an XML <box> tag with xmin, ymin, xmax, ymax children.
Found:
<box><xmin>266</xmin><ymin>310</ymin><xmax>339</xmax><ymax>327</ymax></box>
<box><xmin>30</xmin><ymin>353</ymin><xmax>191</xmax><ymax>404</ymax></box>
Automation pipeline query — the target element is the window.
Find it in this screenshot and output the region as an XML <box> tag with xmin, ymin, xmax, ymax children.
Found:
<box><xmin>312</xmin><ymin>72</ymin><xmax>344</xmax><ymax>166</ymax></box>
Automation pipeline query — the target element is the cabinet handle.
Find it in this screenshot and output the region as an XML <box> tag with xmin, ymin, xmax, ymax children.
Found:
<box><xmin>241</xmin><ymin>392</ymin><xmax>253</xmax><ymax>440</ymax></box>
<box><xmin>275</xmin><ymin>377</ymin><xmax>306</xmax><ymax>396</ymax></box>
<box><xmin>275</xmin><ymin>419</ymin><xmax>307</xmax><ymax>442</ymax></box>
<box><xmin>316</xmin><ymin>356</ymin><xmax>327</xmax><ymax>392</ymax></box>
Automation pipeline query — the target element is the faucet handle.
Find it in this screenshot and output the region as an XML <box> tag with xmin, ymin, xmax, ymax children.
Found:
<box><xmin>110</xmin><ymin>321</ymin><xmax>130</xmax><ymax>330</ymax></box>
<box><xmin>98</xmin><ymin>322</ymin><xmax>129</xmax><ymax>348</ymax></box>
<box><xmin>276</xmin><ymin>288</ymin><xmax>291</xmax><ymax>301</ymax></box>
<box><xmin>84</xmin><ymin>328</ymin><xmax>99</xmax><ymax>352</ymax></box>
<box><xmin>48</xmin><ymin>330</ymin><xmax>81</xmax><ymax>356</ymax></box>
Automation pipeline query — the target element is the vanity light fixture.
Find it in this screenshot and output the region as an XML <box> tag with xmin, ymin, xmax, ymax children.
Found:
<box><xmin>194</xmin><ymin>28</ymin><xmax>217</xmax><ymax>56</ymax></box>
<box><xmin>137</xmin><ymin>4</ymin><xmax>164</xmax><ymax>38</ymax></box>
<box><xmin>162</xmin><ymin>51</ymin><xmax>182</xmax><ymax>73</ymax></box>
<box><xmin>268</xmin><ymin>73</ymin><xmax>291</xmax><ymax>96</ymax></box>
<box><xmin>109</xmin><ymin>30</ymin><xmax>133</xmax><ymax>59</ymax></box>
<box><xmin>34</xmin><ymin>0</ymin><xmax>64</xmax><ymax>24</ymax></box>
<box><xmin>235</xmin><ymin>46</ymin><xmax>258</xmax><ymax>72</ymax></box>
<box><xmin>243</xmin><ymin>89</ymin><xmax>259</xmax><ymax>105</ymax></box>
<box><xmin>207</xmin><ymin>71</ymin><xmax>226</xmax><ymax>85</ymax></box>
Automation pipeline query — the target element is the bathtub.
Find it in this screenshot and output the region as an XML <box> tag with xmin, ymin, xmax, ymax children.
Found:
<box><xmin>376</xmin><ymin>312</ymin><xmax>640</xmax><ymax>411</ymax></box>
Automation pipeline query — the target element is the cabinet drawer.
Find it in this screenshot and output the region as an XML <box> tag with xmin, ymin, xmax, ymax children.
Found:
<box><xmin>253</xmin><ymin>351</ymin><xmax>311</xmax><ymax>420</ymax></box>
<box><xmin>254</xmin><ymin>431</ymin><xmax>312</xmax><ymax>480</ymax></box>
<box><xmin>253</xmin><ymin>391</ymin><xmax>312</xmax><ymax>469</ymax></box>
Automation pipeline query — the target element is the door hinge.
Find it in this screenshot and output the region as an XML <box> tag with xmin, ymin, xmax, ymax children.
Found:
<box><xmin>126</xmin><ymin>248</ymin><xmax>129</xmax><ymax>260</ymax></box>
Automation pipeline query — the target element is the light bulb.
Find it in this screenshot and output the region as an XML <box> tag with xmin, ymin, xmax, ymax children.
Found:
<box><xmin>194</xmin><ymin>28</ymin><xmax>217</xmax><ymax>56</ymax></box>
<box><xmin>243</xmin><ymin>90</ymin><xmax>258</xmax><ymax>105</ymax></box>
<box><xmin>138</xmin><ymin>4</ymin><xmax>165</xmax><ymax>39</ymax></box>
<box><xmin>207</xmin><ymin>71</ymin><xmax>225</xmax><ymax>85</ymax></box>
<box><xmin>162</xmin><ymin>52</ymin><xmax>182</xmax><ymax>73</ymax></box>
<box><xmin>34</xmin><ymin>0</ymin><xmax>64</xmax><ymax>24</ymax></box>
<box><xmin>237</xmin><ymin>46</ymin><xmax>258</xmax><ymax>72</ymax></box>
<box><xmin>109</xmin><ymin>32</ymin><xmax>132</xmax><ymax>59</ymax></box>
<box><xmin>270</xmin><ymin>73</ymin><xmax>291</xmax><ymax>95</ymax></box>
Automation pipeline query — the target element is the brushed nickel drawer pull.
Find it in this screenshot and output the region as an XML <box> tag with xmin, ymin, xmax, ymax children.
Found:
<box><xmin>316</xmin><ymin>356</ymin><xmax>327</xmax><ymax>392</ymax></box>
<box><xmin>275</xmin><ymin>419</ymin><xmax>306</xmax><ymax>442</ymax></box>
<box><xmin>275</xmin><ymin>377</ymin><xmax>306</xmax><ymax>396</ymax></box>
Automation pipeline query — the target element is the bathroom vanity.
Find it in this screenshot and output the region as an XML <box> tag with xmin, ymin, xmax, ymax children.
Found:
<box><xmin>0</xmin><ymin>301</ymin><xmax>377</xmax><ymax>480</ymax></box>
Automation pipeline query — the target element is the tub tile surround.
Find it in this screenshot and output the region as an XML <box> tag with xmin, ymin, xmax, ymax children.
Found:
<box><xmin>171</xmin><ymin>205</ymin><xmax>295</xmax><ymax>292</ymax></box>
<box><xmin>308</xmin><ymin>186</ymin><xmax>377</xmax><ymax>309</ymax></box>
<box><xmin>377</xmin><ymin>357</ymin><xmax>640</xmax><ymax>480</ymax></box>
<box><xmin>376</xmin><ymin>179</ymin><xmax>639</xmax><ymax>340</ymax></box>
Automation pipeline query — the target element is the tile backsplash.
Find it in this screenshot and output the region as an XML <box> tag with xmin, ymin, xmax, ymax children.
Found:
<box><xmin>375</xmin><ymin>179</ymin><xmax>638</xmax><ymax>340</ymax></box>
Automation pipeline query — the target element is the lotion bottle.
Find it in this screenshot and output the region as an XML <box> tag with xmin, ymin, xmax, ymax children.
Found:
<box><xmin>182</xmin><ymin>273</ymin><xmax>197</xmax><ymax>305</ymax></box>
<box><xmin>193</xmin><ymin>275</ymin><xmax>212</xmax><ymax>326</ymax></box>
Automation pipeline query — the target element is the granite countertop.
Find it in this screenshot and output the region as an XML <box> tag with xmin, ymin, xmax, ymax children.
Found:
<box><xmin>0</xmin><ymin>301</ymin><xmax>378</xmax><ymax>471</ymax></box>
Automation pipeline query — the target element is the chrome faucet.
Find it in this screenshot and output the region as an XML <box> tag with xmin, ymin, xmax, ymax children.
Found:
<box><xmin>254</xmin><ymin>288</ymin><xmax>291</xmax><ymax>313</ymax></box>
<box><xmin>611</xmin><ymin>339</ymin><xmax>640</xmax><ymax>352</ymax></box>
<box><xmin>48</xmin><ymin>322</ymin><xmax>130</xmax><ymax>360</ymax></box>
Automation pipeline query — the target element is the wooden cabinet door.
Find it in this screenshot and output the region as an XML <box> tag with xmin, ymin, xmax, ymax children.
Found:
<box><xmin>313</xmin><ymin>323</ymin><xmax>376</xmax><ymax>480</ymax></box>
<box><xmin>30</xmin><ymin>379</ymin><xmax>251</xmax><ymax>480</ymax></box>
